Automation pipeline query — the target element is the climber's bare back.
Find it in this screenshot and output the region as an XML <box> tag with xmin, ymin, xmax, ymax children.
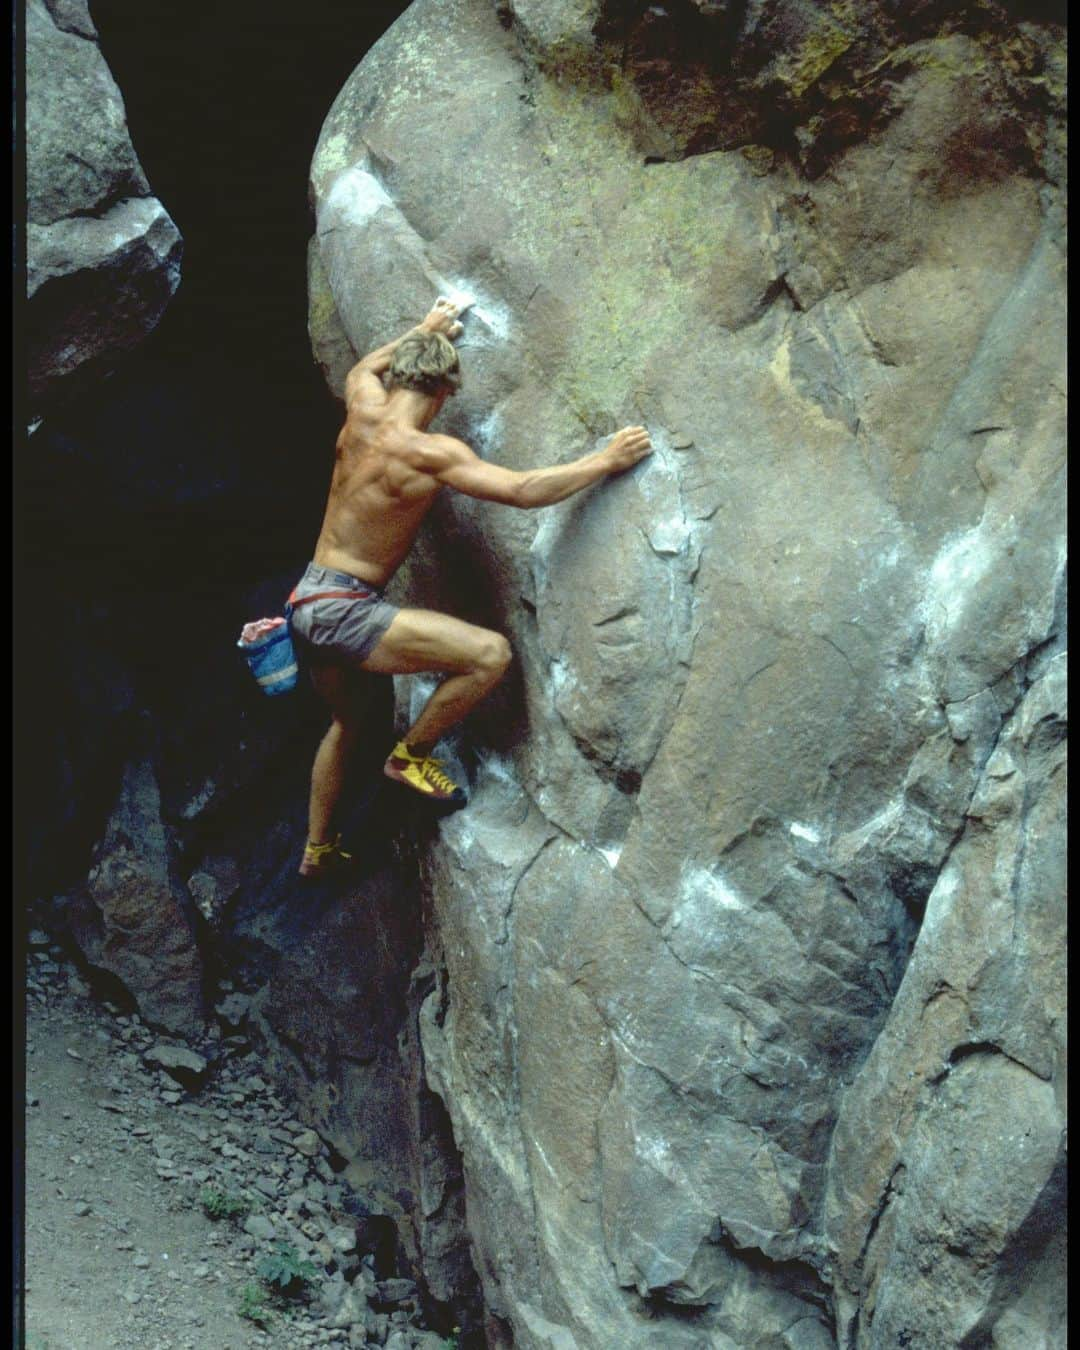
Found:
<box><xmin>311</xmin><ymin>383</ymin><xmax>460</xmax><ymax>593</ymax></box>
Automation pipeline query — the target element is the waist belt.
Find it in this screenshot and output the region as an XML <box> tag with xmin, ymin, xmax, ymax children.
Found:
<box><xmin>287</xmin><ymin>585</ymin><xmax>377</xmax><ymax>610</ymax></box>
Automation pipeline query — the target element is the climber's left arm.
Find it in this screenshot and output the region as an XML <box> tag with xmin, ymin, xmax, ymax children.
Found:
<box><xmin>344</xmin><ymin>299</ymin><xmax>465</xmax><ymax>405</ymax></box>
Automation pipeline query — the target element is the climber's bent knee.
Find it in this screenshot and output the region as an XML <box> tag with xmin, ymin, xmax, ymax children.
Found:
<box><xmin>359</xmin><ymin>607</ymin><xmax>510</xmax><ymax>679</ymax></box>
<box><xmin>475</xmin><ymin>631</ymin><xmax>512</xmax><ymax>681</ymax></box>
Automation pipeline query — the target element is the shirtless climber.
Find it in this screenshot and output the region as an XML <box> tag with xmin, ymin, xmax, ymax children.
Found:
<box><xmin>289</xmin><ymin>296</ymin><xmax>652</xmax><ymax>876</ymax></box>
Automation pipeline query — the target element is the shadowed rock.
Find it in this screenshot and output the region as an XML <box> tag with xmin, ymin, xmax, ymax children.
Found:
<box><xmin>69</xmin><ymin>758</ymin><xmax>204</xmax><ymax>1037</ymax></box>
<box><xmin>25</xmin><ymin>0</ymin><xmax>182</xmax><ymax>426</ymax></box>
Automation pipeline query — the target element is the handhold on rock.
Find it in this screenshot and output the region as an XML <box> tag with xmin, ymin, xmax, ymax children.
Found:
<box><xmin>435</xmin><ymin>290</ymin><xmax>474</xmax><ymax>316</ymax></box>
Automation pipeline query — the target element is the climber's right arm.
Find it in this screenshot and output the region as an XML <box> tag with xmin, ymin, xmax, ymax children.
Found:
<box><xmin>425</xmin><ymin>426</ymin><xmax>653</xmax><ymax>508</ymax></box>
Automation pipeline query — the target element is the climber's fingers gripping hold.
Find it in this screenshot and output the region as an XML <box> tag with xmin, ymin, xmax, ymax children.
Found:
<box><xmin>423</xmin><ymin>296</ymin><xmax>465</xmax><ymax>338</ymax></box>
<box><xmin>604</xmin><ymin>425</ymin><xmax>654</xmax><ymax>474</ymax></box>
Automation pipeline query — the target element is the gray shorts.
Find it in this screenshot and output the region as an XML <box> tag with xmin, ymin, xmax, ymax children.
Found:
<box><xmin>288</xmin><ymin>562</ymin><xmax>399</xmax><ymax>667</ymax></box>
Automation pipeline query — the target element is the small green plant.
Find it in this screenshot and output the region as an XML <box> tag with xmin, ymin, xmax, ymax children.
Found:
<box><xmin>199</xmin><ymin>1183</ymin><xmax>250</xmax><ymax>1223</ymax></box>
<box><xmin>256</xmin><ymin>1242</ymin><xmax>319</xmax><ymax>1299</ymax></box>
<box><xmin>444</xmin><ymin>1329</ymin><xmax>461</xmax><ymax>1349</ymax></box>
<box><xmin>237</xmin><ymin>1281</ymin><xmax>273</xmax><ymax>1326</ymax></box>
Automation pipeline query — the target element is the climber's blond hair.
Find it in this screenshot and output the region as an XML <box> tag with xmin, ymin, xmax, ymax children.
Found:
<box><xmin>386</xmin><ymin>330</ymin><xmax>462</xmax><ymax>397</ymax></box>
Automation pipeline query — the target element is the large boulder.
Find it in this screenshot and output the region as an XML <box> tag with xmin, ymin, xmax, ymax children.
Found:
<box><xmin>307</xmin><ymin>0</ymin><xmax>1065</xmax><ymax>1345</ymax></box>
<box><xmin>25</xmin><ymin>0</ymin><xmax>182</xmax><ymax>426</ymax></box>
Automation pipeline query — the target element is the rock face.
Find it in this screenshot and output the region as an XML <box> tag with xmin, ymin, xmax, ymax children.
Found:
<box><xmin>68</xmin><ymin>757</ymin><xmax>205</xmax><ymax>1037</ymax></box>
<box><xmin>25</xmin><ymin>0</ymin><xmax>182</xmax><ymax>425</ymax></box>
<box><xmin>234</xmin><ymin>781</ymin><xmax>486</xmax><ymax>1329</ymax></box>
<box><xmin>306</xmin><ymin>1</ymin><xmax>1066</xmax><ymax>1346</ymax></box>
<box><xmin>824</xmin><ymin>654</ymin><xmax>1066</xmax><ymax>1348</ymax></box>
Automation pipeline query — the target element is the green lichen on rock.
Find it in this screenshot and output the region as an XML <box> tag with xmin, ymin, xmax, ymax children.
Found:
<box><xmin>496</xmin><ymin>0</ymin><xmax>1065</xmax><ymax>179</ymax></box>
<box><xmin>740</xmin><ymin>144</ymin><xmax>776</xmax><ymax>176</ymax></box>
<box><xmin>779</xmin><ymin>7</ymin><xmax>857</xmax><ymax>98</ymax></box>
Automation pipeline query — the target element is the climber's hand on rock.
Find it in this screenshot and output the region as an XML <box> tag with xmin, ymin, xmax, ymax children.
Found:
<box><xmin>422</xmin><ymin>297</ymin><xmax>465</xmax><ymax>339</ymax></box>
<box><xmin>602</xmin><ymin>426</ymin><xmax>653</xmax><ymax>474</ymax></box>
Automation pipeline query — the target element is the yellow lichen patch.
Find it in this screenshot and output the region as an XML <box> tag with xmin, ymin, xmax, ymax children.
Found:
<box><xmin>306</xmin><ymin>260</ymin><xmax>340</xmax><ymax>334</ymax></box>
<box><xmin>766</xmin><ymin>333</ymin><xmax>841</xmax><ymax>441</ymax></box>
<box><xmin>312</xmin><ymin>130</ymin><xmax>354</xmax><ymax>186</ymax></box>
<box><xmin>740</xmin><ymin>144</ymin><xmax>775</xmax><ymax>176</ymax></box>
<box><xmin>783</xmin><ymin>15</ymin><xmax>856</xmax><ymax>99</ymax></box>
<box><xmin>907</xmin><ymin>35</ymin><xmax>988</xmax><ymax>82</ymax></box>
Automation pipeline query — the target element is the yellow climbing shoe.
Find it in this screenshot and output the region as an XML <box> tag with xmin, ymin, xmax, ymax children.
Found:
<box><xmin>298</xmin><ymin>834</ymin><xmax>353</xmax><ymax>878</ymax></box>
<box><xmin>383</xmin><ymin>741</ymin><xmax>467</xmax><ymax>806</ymax></box>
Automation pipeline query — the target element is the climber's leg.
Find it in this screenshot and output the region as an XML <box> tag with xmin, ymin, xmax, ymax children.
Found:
<box><xmin>303</xmin><ymin>661</ymin><xmax>362</xmax><ymax>866</ymax></box>
<box><xmin>360</xmin><ymin>608</ymin><xmax>511</xmax><ymax>803</ymax></box>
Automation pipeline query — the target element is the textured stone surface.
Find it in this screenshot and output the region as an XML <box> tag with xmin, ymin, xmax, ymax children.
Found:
<box><xmin>306</xmin><ymin>1</ymin><xmax>1066</xmax><ymax>1346</ymax></box>
<box><xmin>143</xmin><ymin>1042</ymin><xmax>209</xmax><ymax>1085</ymax></box>
<box><xmin>25</xmin><ymin>0</ymin><xmax>181</xmax><ymax>423</ymax></box>
<box><xmin>69</xmin><ymin>758</ymin><xmax>204</xmax><ymax>1037</ymax></box>
<box><xmin>231</xmin><ymin>780</ymin><xmax>486</xmax><ymax>1334</ymax></box>
<box><xmin>824</xmin><ymin>652</ymin><xmax>1066</xmax><ymax>1348</ymax></box>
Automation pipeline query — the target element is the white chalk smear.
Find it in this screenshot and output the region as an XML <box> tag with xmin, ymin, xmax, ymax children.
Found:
<box><xmin>789</xmin><ymin>822</ymin><xmax>821</xmax><ymax>844</ymax></box>
<box><xmin>548</xmin><ymin>656</ymin><xmax>573</xmax><ymax>699</ymax></box>
<box><xmin>444</xmin><ymin>277</ymin><xmax>513</xmax><ymax>343</ymax></box>
<box><xmin>678</xmin><ymin>864</ymin><xmax>746</xmax><ymax>915</ymax></box>
<box><xmin>476</xmin><ymin>751</ymin><xmax>518</xmax><ymax>788</ymax></box>
<box><xmin>472</xmin><ymin>407</ymin><xmax>502</xmax><ymax>457</ymax></box>
<box><xmin>320</xmin><ymin>165</ymin><xmax>394</xmax><ymax>232</ymax></box>
<box><xmin>637</xmin><ymin>428</ymin><xmax>693</xmax><ymax>558</ymax></box>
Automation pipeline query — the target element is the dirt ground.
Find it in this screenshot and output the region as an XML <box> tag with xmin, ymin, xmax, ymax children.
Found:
<box><xmin>23</xmin><ymin>967</ymin><xmax>279</xmax><ymax>1348</ymax></box>
<box><xmin>20</xmin><ymin>939</ymin><xmax>453</xmax><ymax>1350</ymax></box>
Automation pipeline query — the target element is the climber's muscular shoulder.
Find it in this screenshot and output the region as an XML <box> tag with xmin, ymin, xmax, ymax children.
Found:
<box><xmin>342</xmin><ymin>361</ymin><xmax>388</xmax><ymax>419</ymax></box>
<box><xmin>328</xmin><ymin>407</ymin><xmax>456</xmax><ymax>511</ymax></box>
<box><xmin>335</xmin><ymin>366</ymin><xmax>388</xmax><ymax>453</ymax></box>
<box><xmin>331</xmin><ymin>424</ymin><xmax>514</xmax><ymax>506</ymax></box>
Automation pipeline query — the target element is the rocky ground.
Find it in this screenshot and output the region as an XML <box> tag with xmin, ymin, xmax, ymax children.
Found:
<box><xmin>22</xmin><ymin>932</ymin><xmax>458</xmax><ymax>1350</ymax></box>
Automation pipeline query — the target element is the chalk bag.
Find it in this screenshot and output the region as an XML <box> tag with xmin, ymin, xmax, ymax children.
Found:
<box><xmin>237</xmin><ymin>618</ymin><xmax>298</xmax><ymax>696</ymax></box>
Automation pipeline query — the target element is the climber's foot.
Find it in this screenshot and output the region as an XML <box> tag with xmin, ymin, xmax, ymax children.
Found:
<box><xmin>383</xmin><ymin>742</ymin><xmax>467</xmax><ymax>808</ymax></box>
<box><xmin>298</xmin><ymin>834</ymin><xmax>353</xmax><ymax>878</ymax></box>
